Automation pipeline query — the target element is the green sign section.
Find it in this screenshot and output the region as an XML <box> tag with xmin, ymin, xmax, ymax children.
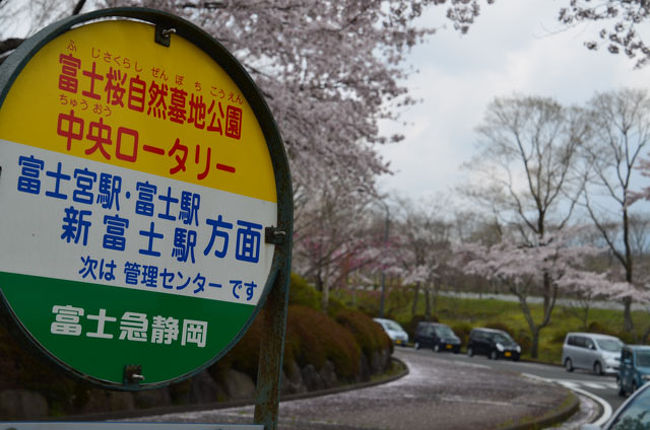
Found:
<box><xmin>0</xmin><ymin>272</ymin><xmax>254</xmax><ymax>384</ymax></box>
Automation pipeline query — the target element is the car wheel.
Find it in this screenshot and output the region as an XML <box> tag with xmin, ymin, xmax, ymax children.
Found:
<box><xmin>489</xmin><ymin>350</ymin><xmax>498</xmax><ymax>360</ymax></box>
<box><xmin>593</xmin><ymin>362</ymin><xmax>603</xmax><ymax>376</ymax></box>
<box><xmin>433</xmin><ymin>344</ymin><xmax>440</xmax><ymax>353</ymax></box>
<box><xmin>564</xmin><ymin>358</ymin><xmax>574</xmax><ymax>372</ymax></box>
<box><xmin>618</xmin><ymin>378</ymin><xmax>626</xmax><ymax>397</ymax></box>
<box><xmin>467</xmin><ymin>346</ymin><xmax>474</xmax><ymax>357</ymax></box>
<box><xmin>414</xmin><ymin>342</ymin><xmax>421</xmax><ymax>350</ymax></box>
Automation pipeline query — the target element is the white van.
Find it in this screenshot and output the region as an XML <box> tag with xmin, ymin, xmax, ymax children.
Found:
<box><xmin>561</xmin><ymin>332</ymin><xmax>623</xmax><ymax>375</ymax></box>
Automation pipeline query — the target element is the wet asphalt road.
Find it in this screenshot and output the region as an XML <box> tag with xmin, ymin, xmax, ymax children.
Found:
<box><xmin>429</xmin><ymin>346</ymin><xmax>623</xmax><ymax>412</ymax></box>
<box><xmin>135</xmin><ymin>347</ymin><xmax>572</xmax><ymax>429</ymax></box>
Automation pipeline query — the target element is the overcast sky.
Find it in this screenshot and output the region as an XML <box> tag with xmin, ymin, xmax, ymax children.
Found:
<box><xmin>377</xmin><ymin>0</ymin><xmax>650</xmax><ymax>202</ymax></box>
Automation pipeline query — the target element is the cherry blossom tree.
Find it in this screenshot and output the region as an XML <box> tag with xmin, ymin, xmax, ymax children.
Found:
<box><xmin>579</xmin><ymin>88</ymin><xmax>650</xmax><ymax>333</ymax></box>
<box><xmin>558</xmin><ymin>1</ymin><xmax>650</xmax><ymax>68</ymax></box>
<box><xmin>291</xmin><ymin>186</ymin><xmax>397</xmax><ymax>313</ymax></box>
<box><xmin>456</xmin><ymin>230</ymin><xmax>626</xmax><ymax>357</ymax></box>
<box><xmin>0</xmin><ymin>0</ymin><xmax>495</xmax><ymax>202</ymax></box>
<box><xmin>459</xmin><ymin>95</ymin><xmax>590</xmax><ymax>357</ymax></box>
<box><xmin>391</xmin><ymin>196</ymin><xmax>453</xmax><ymax>319</ymax></box>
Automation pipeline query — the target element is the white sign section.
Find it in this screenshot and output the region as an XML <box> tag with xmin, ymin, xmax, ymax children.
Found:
<box><xmin>0</xmin><ymin>140</ymin><xmax>276</xmax><ymax>305</ymax></box>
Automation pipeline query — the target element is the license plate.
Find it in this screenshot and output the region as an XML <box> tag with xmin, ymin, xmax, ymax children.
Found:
<box><xmin>505</xmin><ymin>351</ymin><xmax>512</xmax><ymax>357</ymax></box>
<box><xmin>396</xmin><ymin>340</ymin><xmax>402</xmax><ymax>345</ymax></box>
<box><xmin>446</xmin><ymin>344</ymin><xmax>452</xmax><ymax>349</ymax></box>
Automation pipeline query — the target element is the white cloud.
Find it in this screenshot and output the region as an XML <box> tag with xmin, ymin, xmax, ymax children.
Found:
<box><xmin>378</xmin><ymin>0</ymin><xmax>650</xmax><ymax>201</ymax></box>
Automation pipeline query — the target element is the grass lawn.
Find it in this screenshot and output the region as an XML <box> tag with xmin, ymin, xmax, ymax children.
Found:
<box><xmin>334</xmin><ymin>288</ymin><xmax>650</xmax><ymax>364</ymax></box>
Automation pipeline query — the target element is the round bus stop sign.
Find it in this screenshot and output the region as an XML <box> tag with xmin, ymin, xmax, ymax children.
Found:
<box><xmin>0</xmin><ymin>8</ymin><xmax>291</xmax><ymax>389</ymax></box>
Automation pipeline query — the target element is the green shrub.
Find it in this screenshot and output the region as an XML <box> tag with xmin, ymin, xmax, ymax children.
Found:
<box><xmin>286</xmin><ymin>305</ymin><xmax>360</xmax><ymax>379</ymax></box>
<box><xmin>212</xmin><ymin>314</ymin><xmax>264</xmax><ymax>381</ymax></box>
<box><xmin>213</xmin><ymin>304</ymin><xmax>364</xmax><ymax>382</ymax></box>
<box><xmin>336</xmin><ymin>309</ymin><xmax>392</xmax><ymax>357</ymax></box>
<box><xmin>289</xmin><ymin>273</ymin><xmax>321</xmax><ymax>309</ymax></box>
<box><xmin>587</xmin><ymin>321</ymin><xmax>614</xmax><ymax>335</ymax></box>
<box><xmin>354</xmin><ymin>290</ymin><xmax>381</xmax><ymax>316</ymax></box>
<box><xmin>450</xmin><ymin>322</ymin><xmax>473</xmax><ymax>345</ymax></box>
<box><xmin>550</xmin><ymin>330</ymin><xmax>568</xmax><ymax>344</ymax></box>
<box><xmin>327</xmin><ymin>295</ymin><xmax>348</xmax><ymax>318</ymax></box>
<box><xmin>386</xmin><ymin>287</ymin><xmax>413</xmax><ymax>316</ymax></box>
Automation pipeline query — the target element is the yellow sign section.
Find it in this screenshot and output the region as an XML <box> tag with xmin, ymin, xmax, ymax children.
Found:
<box><xmin>0</xmin><ymin>20</ymin><xmax>276</xmax><ymax>203</ymax></box>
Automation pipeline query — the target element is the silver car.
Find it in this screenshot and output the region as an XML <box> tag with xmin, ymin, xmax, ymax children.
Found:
<box><xmin>562</xmin><ymin>332</ymin><xmax>623</xmax><ymax>375</ymax></box>
<box><xmin>373</xmin><ymin>317</ymin><xmax>409</xmax><ymax>346</ymax></box>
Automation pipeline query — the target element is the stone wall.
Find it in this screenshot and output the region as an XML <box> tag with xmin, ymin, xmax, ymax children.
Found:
<box><xmin>0</xmin><ymin>348</ymin><xmax>393</xmax><ymax>419</ymax></box>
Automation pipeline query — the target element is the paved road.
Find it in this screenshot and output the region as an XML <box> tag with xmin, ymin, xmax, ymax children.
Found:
<box><xmin>421</xmin><ymin>345</ymin><xmax>624</xmax><ymax>413</ymax></box>
<box><xmin>134</xmin><ymin>348</ymin><xmax>573</xmax><ymax>429</ymax></box>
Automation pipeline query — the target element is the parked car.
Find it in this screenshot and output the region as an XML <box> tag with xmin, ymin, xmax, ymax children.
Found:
<box><xmin>618</xmin><ymin>345</ymin><xmax>650</xmax><ymax>397</ymax></box>
<box><xmin>562</xmin><ymin>332</ymin><xmax>623</xmax><ymax>375</ymax></box>
<box><xmin>467</xmin><ymin>327</ymin><xmax>521</xmax><ymax>361</ymax></box>
<box><xmin>581</xmin><ymin>381</ymin><xmax>650</xmax><ymax>430</ymax></box>
<box><xmin>373</xmin><ymin>317</ymin><xmax>409</xmax><ymax>346</ymax></box>
<box><xmin>413</xmin><ymin>321</ymin><xmax>461</xmax><ymax>353</ymax></box>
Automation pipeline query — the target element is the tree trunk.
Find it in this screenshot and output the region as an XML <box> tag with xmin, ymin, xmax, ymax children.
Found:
<box><xmin>432</xmin><ymin>281</ymin><xmax>439</xmax><ymax>317</ymax></box>
<box><xmin>515</xmin><ymin>288</ymin><xmax>547</xmax><ymax>359</ymax></box>
<box><xmin>530</xmin><ymin>328</ymin><xmax>540</xmax><ymax>359</ymax></box>
<box><xmin>411</xmin><ymin>282</ymin><xmax>420</xmax><ymax>316</ymax></box>
<box><xmin>581</xmin><ymin>304</ymin><xmax>590</xmax><ymax>331</ymax></box>
<box><xmin>320</xmin><ymin>282</ymin><xmax>329</xmax><ymax>314</ymax></box>
<box><xmin>316</xmin><ymin>271</ymin><xmax>329</xmax><ymax>314</ymax></box>
<box><xmin>315</xmin><ymin>271</ymin><xmax>323</xmax><ymax>292</ymax></box>
<box><xmin>623</xmin><ymin>297</ymin><xmax>633</xmax><ymax>334</ymax></box>
<box><xmin>424</xmin><ymin>287</ymin><xmax>431</xmax><ymax>320</ymax></box>
<box><xmin>622</xmin><ymin>206</ymin><xmax>635</xmax><ymax>334</ymax></box>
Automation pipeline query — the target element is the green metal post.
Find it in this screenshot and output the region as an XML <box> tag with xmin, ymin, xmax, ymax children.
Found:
<box><xmin>253</xmin><ymin>260</ymin><xmax>290</xmax><ymax>430</ymax></box>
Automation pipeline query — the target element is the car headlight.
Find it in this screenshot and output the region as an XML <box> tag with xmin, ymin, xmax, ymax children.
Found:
<box><xmin>642</xmin><ymin>374</ymin><xmax>650</xmax><ymax>381</ymax></box>
<box><xmin>516</xmin><ymin>345</ymin><xmax>521</xmax><ymax>353</ymax></box>
<box><xmin>496</xmin><ymin>343</ymin><xmax>504</xmax><ymax>352</ymax></box>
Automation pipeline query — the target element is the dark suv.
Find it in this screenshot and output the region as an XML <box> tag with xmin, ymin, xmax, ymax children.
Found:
<box><xmin>414</xmin><ymin>322</ymin><xmax>461</xmax><ymax>353</ymax></box>
<box><xmin>467</xmin><ymin>327</ymin><xmax>521</xmax><ymax>361</ymax></box>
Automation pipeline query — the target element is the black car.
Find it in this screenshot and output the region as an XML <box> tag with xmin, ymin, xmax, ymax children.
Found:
<box><xmin>467</xmin><ymin>327</ymin><xmax>521</xmax><ymax>361</ymax></box>
<box><xmin>413</xmin><ymin>322</ymin><xmax>461</xmax><ymax>353</ymax></box>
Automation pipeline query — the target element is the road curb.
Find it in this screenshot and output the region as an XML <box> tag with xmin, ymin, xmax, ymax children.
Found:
<box><xmin>564</xmin><ymin>385</ymin><xmax>611</xmax><ymax>427</ymax></box>
<box><xmin>501</xmin><ymin>390</ymin><xmax>580</xmax><ymax>430</ymax></box>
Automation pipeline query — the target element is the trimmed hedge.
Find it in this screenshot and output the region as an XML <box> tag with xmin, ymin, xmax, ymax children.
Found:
<box><xmin>285</xmin><ymin>305</ymin><xmax>361</xmax><ymax>379</ymax></box>
<box><xmin>288</xmin><ymin>273</ymin><xmax>321</xmax><ymax>310</ymax></box>
<box><xmin>336</xmin><ymin>309</ymin><xmax>393</xmax><ymax>357</ymax></box>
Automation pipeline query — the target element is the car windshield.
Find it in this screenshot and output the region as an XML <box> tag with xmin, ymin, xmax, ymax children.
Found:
<box><xmin>637</xmin><ymin>351</ymin><xmax>650</xmax><ymax>367</ymax></box>
<box><xmin>596</xmin><ymin>338</ymin><xmax>623</xmax><ymax>352</ymax></box>
<box><xmin>435</xmin><ymin>325</ymin><xmax>455</xmax><ymax>337</ymax></box>
<box><xmin>490</xmin><ymin>332</ymin><xmax>513</xmax><ymax>343</ymax></box>
<box><xmin>611</xmin><ymin>386</ymin><xmax>650</xmax><ymax>429</ymax></box>
<box><xmin>384</xmin><ymin>320</ymin><xmax>402</xmax><ymax>331</ymax></box>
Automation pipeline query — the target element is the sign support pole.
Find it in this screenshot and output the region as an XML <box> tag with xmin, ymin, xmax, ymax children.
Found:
<box><xmin>253</xmin><ymin>259</ymin><xmax>290</xmax><ymax>430</ymax></box>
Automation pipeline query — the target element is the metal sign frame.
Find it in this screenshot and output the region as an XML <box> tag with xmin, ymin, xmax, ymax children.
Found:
<box><xmin>0</xmin><ymin>8</ymin><xmax>292</xmax><ymax>428</ymax></box>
